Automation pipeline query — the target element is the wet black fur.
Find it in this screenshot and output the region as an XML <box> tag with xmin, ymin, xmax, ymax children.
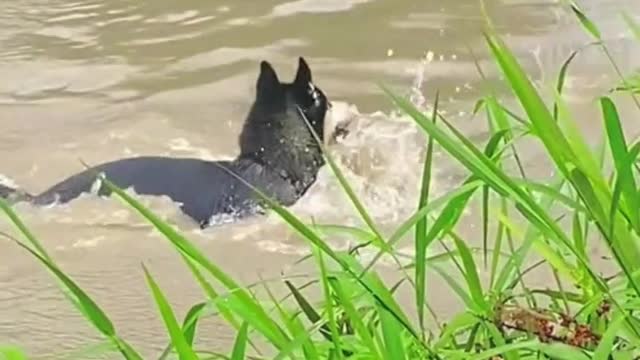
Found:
<box><xmin>0</xmin><ymin>57</ymin><xmax>331</xmax><ymax>228</ymax></box>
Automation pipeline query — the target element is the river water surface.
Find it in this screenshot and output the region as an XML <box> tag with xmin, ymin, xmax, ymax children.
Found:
<box><xmin>1</xmin><ymin>0</ymin><xmax>639</xmax><ymax>358</ymax></box>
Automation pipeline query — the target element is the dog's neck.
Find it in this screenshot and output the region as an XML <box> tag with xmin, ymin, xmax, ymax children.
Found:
<box><xmin>235</xmin><ymin>144</ymin><xmax>324</xmax><ymax>197</ymax></box>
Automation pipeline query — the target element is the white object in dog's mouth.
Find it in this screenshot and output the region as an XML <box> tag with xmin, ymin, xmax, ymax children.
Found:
<box><xmin>324</xmin><ymin>100</ymin><xmax>359</xmax><ymax>145</ymax></box>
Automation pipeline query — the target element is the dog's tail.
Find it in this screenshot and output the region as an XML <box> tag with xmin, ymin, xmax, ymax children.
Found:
<box><xmin>0</xmin><ymin>183</ymin><xmax>33</xmax><ymax>203</ymax></box>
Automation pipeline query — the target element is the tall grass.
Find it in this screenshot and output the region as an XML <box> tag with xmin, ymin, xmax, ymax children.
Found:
<box><xmin>2</xmin><ymin>5</ymin><xmax>640</xmax><ymax>360</ymax></box>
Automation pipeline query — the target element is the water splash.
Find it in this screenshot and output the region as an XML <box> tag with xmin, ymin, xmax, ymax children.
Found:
<box><xmin>409</xmin><ymin>50</ymin><xmax>435</xmax><ymax>110</ymax></box>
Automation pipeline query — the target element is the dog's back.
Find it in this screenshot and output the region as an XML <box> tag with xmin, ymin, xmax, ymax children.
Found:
<box><xmin>30</xmin><ymin>156</ymin><xmax>298</xmax><ymax>227</ymax></box>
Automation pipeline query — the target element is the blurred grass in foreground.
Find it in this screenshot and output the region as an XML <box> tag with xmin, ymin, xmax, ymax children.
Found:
<box><xmin>2</xmin><ymin>4</ymin><xmax>640</xmax><ymax>360</ymax></box>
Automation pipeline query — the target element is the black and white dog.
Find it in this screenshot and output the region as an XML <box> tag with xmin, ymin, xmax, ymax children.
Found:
<box><xmin>0</xmin><ymin>57</ymin><xmax>347</xmax><ymax>228</ymax></box>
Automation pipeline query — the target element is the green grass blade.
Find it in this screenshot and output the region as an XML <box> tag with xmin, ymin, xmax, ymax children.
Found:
<box><xmin>492</xmin><ymin>216</ymin><xmax>540</xmax><ymax>294</ymax></box>
<box><xmin>554</xmin><ymin>49</ymin><xmax>580</xmax><ymax>121</ymax></box>
<box><xmin>336</xmin><ymin>253</ymin><xmax>418</xmax><ymax>340</ymax></box>
<box><xmin>485</xmin><ymin>97</ymin><xmax>522</xmax><ymax>156</ymax></box>
<box><xmin>0</xmin><ymin>199</ymin><xmax>52</xmax><ymax>261</ymax></box>
<box><xmin>284</xmin><ymin>280</ymin><xmax>332</xmax><ymax>341</ymax></box>
<box><xmin>593</xmin><ymin>311</ymin><xmax>625</xmax><ymax>360</ymax></box>
<box><xmin>482</xmin><ymin>97</ymin><xmax>514</xmax><ymax>273</ymax></box>
<box><xmin>415</xmin><ymin>91</ymin><xmax>439</xmax><ymax>337</ymax></box>
<box><xmin>142</xmin><ymin>264</ymin><xmax>199</xmax><ymax>360</ymax></box>
<box><xmin>179</xmin><ymin>255</ymin><xmax>244</xmax><ymax>335</ymax></box>
<box><xmin>514</xmin><ymin>180</ymin><xmax>587</xmax><ymax>214</ymax></box>
<box><xmin>483</xmin><ymin>31</ymin><xmax>575</xmax><ymax>173</ymax></box>
<box><xmin>570</xmin><ymin>167</ymin><xmax>639</xmax><ymax>282</ymax></box>
<box><xmin>467</xmin><ymin>340</ymin><xmax>539</xmax><ymax>360</ymax></box>
<box><xmin>328</xmin><ymin>277</ymin><xmax>382</xmax><ymax>360</ymax></box>
<box><xmin>450</xmin><ymin>231</ymin><xmax>489</xmax><ymax>313</ymax></box>
<box><xmin>159</xmin><ymin>302</ymin><xmax>209</xmax><ymax>360</ymax></box>
<box><xmin>481</xmin><ymin>183</ymin><xmax>490</xmax><ymax>269</ymax></box>
<box><xmin>601</xmin><ymin>96</ymin><xmax>639</xmax><ymax>230</ymax></box>
<box><xmin>479</xmin><ymin>118</ymin><xmax>511</xmax><ymax>269</ymax></box>
<box><xmin>284</xmin><ymin>280</ymin><xmax>323</xmax><ymax>324</ymax></box>
<box><xmin>155</xmin><ymin>256</ymin><xmax>262</xmax><ymax>360</ymax></box>
<box><xmin>182</xmin><ymin>302</ymin><xmax>207</xmax><ymax>347</ymax></box>
<box><xmin>288</xmin><ymin>315</ymin><xmax>319</xmax><ymax>360</ymax></box>
<box><xmin>315</xmin><ymin>249</ymin><xmax>344</xmax><ymax>360</ymax></box>
<box><xmin>569</xmin><ymin>1</ymin><xmax>640</xmax><ymax>111</ymax></box>
<box><xmin>433</xmin><ymin>311</ymin><xmax>479</xmax><ymax>350</ymax></box>
<box><xmin>273</xmin><ymin>320</ymin><xmax>328</xmax><ymax>360</ymax></box>
<box><xmin>569</xmin><ymin>2</ymin><xmax>602</xmax><ymax>40</ymax></box>
<box><xmin>230</xmin><ymin>322</ymin><xmax>249</xmax><ymax>360</ymax></box>
<box><xmin>114</xmin><ymin>340</ymin><xmax>145</xmax><ymax>360</ymax></box>
<box><xmin>377</xmin><ymin>302</ymin><xmax>407</xmax><ymax>360</ymax></box>
<box><xmin>572</xmin><ymin>212</ymin><xmax>587</xmax><ymax>262</ymax></box>
<box><xmin>0</xmin><ymin>346</ymin><xmax>27</xmax><ymax>360</ymax></box>
<box><xmin>553</xmin><ymin>88</ymin><xmax>606</xmax><ymax>187</ymax></box>
<box><xmin>483</xmin><ymin>322</ymin><xmax>520</xmax><ymax>360</ymax></box>
<box><xmin>536</xmin><ymin>343</ymin><xmax>590</xmax><ymax>360</ymax></box>
<box><xmin>423</xmin><ymin>179</ymin><xmax>477</xmax><ymax>257</ymax></box>
<box><xmin>262</xmin><ymin>280</ymin><xmax>317</xmax><ymax>360</ymax></box>
<box><xmin>488</xmin><ymin>200</ymin><xmax>507</xmax><ymax>289</ymax></box>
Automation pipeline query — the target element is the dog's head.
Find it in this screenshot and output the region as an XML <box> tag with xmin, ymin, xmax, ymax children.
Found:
<box><xmin>237</xmin><ymin>57</ymin><xmax>342</xmax><ymax>193</ymax></box>
<box><xmin>239</xmin><ymin>57</ymin><xmax>334</xmax><ymax>163</ymax></box>
<box><xmin>252</xmin><ymin>58</ymin><xmax>330</xmax><ymax>134</ymax></box>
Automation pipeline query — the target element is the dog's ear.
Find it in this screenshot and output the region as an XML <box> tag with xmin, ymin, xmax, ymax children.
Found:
<box><xmin>294</xmin><ymin>57</ymin><xmax>312</xmax><ymax>87</ymax></box>
<box><xmin>257</xmin><ymin>60</ymin><xmax>281</xmax><ymax>97</ymax></box>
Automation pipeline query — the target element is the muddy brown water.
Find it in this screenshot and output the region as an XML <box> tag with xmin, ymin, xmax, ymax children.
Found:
<box><xmin>1</xmin><ymin>0</ymin><xmax>639</xmax><ymax>358</ymax></box>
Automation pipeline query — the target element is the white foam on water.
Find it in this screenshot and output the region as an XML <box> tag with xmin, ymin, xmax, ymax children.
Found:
<box><xmin>271</xmin><ymin>0</ymin><xmax>371</xmax><ymax>17</ymax></box>
<box><xmin>0</xmin><ymin>174</ymin><xmax>19</xmax><ymax>188</ymax></box>
<box><xmin>72</xmin><ymin>235</ymin><xmax>106</xmax><ymax>248</ymax></box>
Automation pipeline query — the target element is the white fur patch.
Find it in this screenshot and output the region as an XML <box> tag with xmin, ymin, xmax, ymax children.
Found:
<box><xmin>90</xmin><ymin>172</ymin><xmax>107</xmax><ymax>195</ymax></box>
